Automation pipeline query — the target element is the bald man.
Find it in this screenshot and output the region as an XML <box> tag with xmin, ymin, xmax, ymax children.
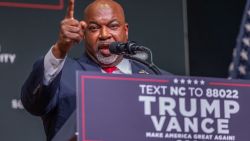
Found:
<box><xmin>21</xmin><ymin>0</ymin><xmax>170</xmax><ymax>140</ymax></box>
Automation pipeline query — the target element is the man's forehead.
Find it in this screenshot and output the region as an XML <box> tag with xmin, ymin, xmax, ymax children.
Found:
<box><xmin>85</xmin><ymin>0</ymin><xmax>120</xmax><ymax>9</ymax></box>
<box><xmin>84</xmin><ymin>0</ymin><xmax>125</xmax><ymax>21</ymax></box>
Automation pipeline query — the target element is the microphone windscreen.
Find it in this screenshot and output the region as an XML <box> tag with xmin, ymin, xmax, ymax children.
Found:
<box><xmin>109</xmin><ymin>42</ymin><xmax>122</xmax><ymax>54</ymax></box>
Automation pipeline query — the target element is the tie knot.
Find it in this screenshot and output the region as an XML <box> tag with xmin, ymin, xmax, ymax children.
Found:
<box><xmin>102</xmin><ymin>66</ymin><xmax>117</xmax><ymax>73</ymax></box>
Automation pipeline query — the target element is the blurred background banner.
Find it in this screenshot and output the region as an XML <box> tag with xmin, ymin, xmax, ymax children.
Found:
<box><xmin>0</xmin><ymin>0</ymin><xmax>247</xmax><ymax>140</ymax></box>
<box><xmin>0</xmin><ymin>0</ymin><xmax>64</xmax><ymax>10</ymax></box>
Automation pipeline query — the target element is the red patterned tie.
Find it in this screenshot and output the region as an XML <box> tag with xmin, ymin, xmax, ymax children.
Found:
<box><xmin>102</xmin><ymin>66</ymin><xmax>117</xmax><ymax>73</ymax></box>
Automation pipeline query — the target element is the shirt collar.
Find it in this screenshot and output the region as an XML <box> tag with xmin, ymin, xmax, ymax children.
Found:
<box><xmin>116</xmin><ymin>58</ymin><xmax>132</xmax><ymax>74</ymax></box>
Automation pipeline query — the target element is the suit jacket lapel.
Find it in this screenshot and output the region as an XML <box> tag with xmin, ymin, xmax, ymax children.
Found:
<box><xmin>130</xmin><ymin>60</ymin><xmax>152</xmax><ymax>75</ymax></box>
<box><xmin>76</xmin><ymin>54</ymin><xmax>101</xmax><ymax>72</ymax></box>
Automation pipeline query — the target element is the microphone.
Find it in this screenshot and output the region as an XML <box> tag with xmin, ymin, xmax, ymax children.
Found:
<box><xmin>109</xmin><ymin>41</ymin><xmax>146</xmax><ymax>55</ymax></box>
<box><xmin>109</xmin><ymin>41</ymin><xmax>162</xmax><ymax>75</ymax></box>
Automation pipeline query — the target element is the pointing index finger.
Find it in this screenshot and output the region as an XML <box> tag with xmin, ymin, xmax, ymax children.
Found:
<box><xmin>66</xmin><ymin>0</ymin><xmax>75</xmax><ymax>19</ymax></box>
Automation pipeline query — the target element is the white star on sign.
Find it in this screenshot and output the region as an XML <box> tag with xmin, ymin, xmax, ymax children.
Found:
<box><xmin>180</xmin><ymin>79</ymin><xmax>185</xmax><ymax>84</ymax></box>
<box><xmin>173</xmin><ymin>78</ymin><xmax>178</xmax><ymax>84</ymax></box>
<box><xmin>200</xmin><ymin>80</ymin><xmax>205</xmax><ymax>85</ymax></box>
<box><xmin>187</xmin><ymin>79</ymin><xmax>192</xmax><ymax>84</ymax></box>
<box><xmin>194</xmin><ymin>80</ymin><xmax>198</xmax><ymax>85</ymax></box>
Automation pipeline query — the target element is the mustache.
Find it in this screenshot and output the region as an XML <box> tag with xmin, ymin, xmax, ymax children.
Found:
<box><xmin>97</xmin><ymin>41</ymin><xmax>112</xmax><ymax>49</ymax></box>
<box><xmin>97</xmin><ymin>41</ymin><xmax>112</xmax><ymax>46</ymax></box>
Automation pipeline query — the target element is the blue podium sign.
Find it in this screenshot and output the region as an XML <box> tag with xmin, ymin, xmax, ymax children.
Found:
<box><xmin>76</xmin><ymin>72</ymin><xmax>250</xmax><ymax>141</ymax></box>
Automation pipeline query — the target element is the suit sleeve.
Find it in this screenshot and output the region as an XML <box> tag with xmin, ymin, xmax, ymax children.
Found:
<box><xmin>21</xmin><ymin>57</ymin><xmax>61</xmax><ymax>116</ymax></box>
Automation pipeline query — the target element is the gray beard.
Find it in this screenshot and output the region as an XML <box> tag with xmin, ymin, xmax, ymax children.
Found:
<box><xmin>96</xmin><ymin>51</ymin><xmax>119</xmax><ymax>65</ymax></box>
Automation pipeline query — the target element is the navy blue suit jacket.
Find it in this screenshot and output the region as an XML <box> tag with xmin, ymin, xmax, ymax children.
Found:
<box><xmin>21</xmin><ymin>54</ymin><xmax>171</xmax><ymax>141</ymax></box>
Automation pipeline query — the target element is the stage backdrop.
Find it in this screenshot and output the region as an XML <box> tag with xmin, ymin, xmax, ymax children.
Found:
<box><xmin>0</xmin><ymin>0</ymin><xmax>187</xmax><ymax>140</ymax></box>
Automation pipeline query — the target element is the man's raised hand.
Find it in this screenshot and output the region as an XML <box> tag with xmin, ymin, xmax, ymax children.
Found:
<box><xmin>53</xmin><ymin>0</ymin><xmax>86</xmax><ymax>58</ymax></box>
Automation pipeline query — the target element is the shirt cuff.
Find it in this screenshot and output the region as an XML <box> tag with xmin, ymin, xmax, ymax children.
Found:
<box><xmin>43</xmin><ymin>46</ymin><xmax>66</xmax><ymax>85</ymax></box>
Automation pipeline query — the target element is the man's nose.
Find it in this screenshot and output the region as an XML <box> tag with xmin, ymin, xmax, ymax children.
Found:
<box><xmin>99</xmin><ymin>26</ymin><xmax>111</xmax><ymax>40</ymax></box>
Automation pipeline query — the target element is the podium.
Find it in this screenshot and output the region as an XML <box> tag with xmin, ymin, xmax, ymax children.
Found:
<box><xmin>52</xmin><ymin>72</ymin><xmax>250</xmax><ymax>141</ymax></box>
<box><xmin>51</xmin><ymin>111</ymin><xmax>76</xmax><ymax>141</ymax></box>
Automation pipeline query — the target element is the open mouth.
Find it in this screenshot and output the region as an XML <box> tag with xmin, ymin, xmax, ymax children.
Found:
<box><xmin>98</xmin><ymin>44</ymin><xmax>109</xmax><ymax>49</ymax></box>
<box><xmin>98</xmin><ymin>43</ymin><xmax>111</xmax><ymax>56</ymax></box>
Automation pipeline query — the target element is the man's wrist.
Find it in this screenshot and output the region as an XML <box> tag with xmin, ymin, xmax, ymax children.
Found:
<box><xmin>52</xmin><ymin>43</ymin><xmax>68</xmax><ymax>59</ymax></box>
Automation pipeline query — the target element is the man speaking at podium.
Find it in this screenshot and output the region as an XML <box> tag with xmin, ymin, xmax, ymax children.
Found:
<box><xmin>21</xmin><ymin>0</ymin><xmax>170</xmax><ymax>140</ymax></box>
